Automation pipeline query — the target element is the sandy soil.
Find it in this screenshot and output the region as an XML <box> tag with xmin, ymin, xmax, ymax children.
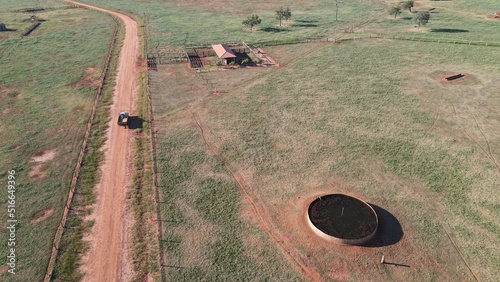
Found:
<box><xmin>65</xmin><ymin>1</ymin><xmax>139</xmax><ymax>281</ymax></box>
<box><xmin>29</xmin><ymin>149</ymin><xmax>57</xmax><ymax>178</ymax></box>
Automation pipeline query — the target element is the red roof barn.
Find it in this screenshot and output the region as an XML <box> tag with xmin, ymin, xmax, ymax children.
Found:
<box><xmin>212</xmin><ymin>44</ymin><xmax>236</xmax><ymax>65</ymax></box>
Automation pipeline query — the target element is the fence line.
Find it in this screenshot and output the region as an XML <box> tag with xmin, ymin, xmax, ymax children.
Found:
<box><xmin>43</xmin><ymin>15</ymin><xmax>120</xmax><ymax>282</ymax></box>
<box><xmin>180</xmin><ymin>33</ymin><xmax>500</xmax><ymax>50</ymax></box>
<box><xmin>146</xmin><ymin>48</ymin><xmax>167</xmax><ymax>282</ymax></box>
<box><xmin>385</xmin><ymin>34</ymin><xmax>500</xmax><ymax>47</ymax></box>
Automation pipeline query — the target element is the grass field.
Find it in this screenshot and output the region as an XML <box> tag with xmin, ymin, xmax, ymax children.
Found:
<box><xmin>2</xmin><ymin>0</ymin><xmax>500</xmax><ymax>280</ymax></box>
<box><xmin>0</xmin><ymin>1</ymin><xmax>115</xmax><ymax>280</ymax></box>
<box><xmin>76</xmin><ymin>0</ymin><xmax>387</xmax><ymax>46</ymax></box>
<box><xmin>140</xmin><ymin>0</ymin><xmax>500</xmax><ymax>280</ymax></box>
<box><xmin>77</xmin><ymin>0</ymin><xmax>500</xmax><ymax>47</ymax></box>
<box><xmin>150</xmin><ymin>37</ymin><xmax>500</xmax><ymax>280</ymax></box>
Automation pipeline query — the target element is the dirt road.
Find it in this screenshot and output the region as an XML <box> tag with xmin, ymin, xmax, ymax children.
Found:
<box><xmin>66</xmin><ymin>1</ymin><xmax>139</xmax><ymax>281</ymax></box>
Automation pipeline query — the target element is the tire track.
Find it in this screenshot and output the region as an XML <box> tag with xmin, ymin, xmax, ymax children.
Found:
<box><xmin>453</xmin><ymin>105</ymin><xmax>500</xmax><ymax>173</ymax></box>
<box><xmin>466</xmin><ymin>105</ymin><xmax>500</xmax><ymax>172</ymax></box>
<box><xmin>191</xmin><ymin>110</ymin><xmax>321</xmax><ymax>281</ymax></box>
<box><xmin>63</xmin><ymin>1</ymin><xmax>139</xmax><ymax>281</ymax></box>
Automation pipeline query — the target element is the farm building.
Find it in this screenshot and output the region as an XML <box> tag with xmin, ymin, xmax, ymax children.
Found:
<box><xmin>212</xmin><ymin>44</ymin><xmax>236</xmax><ymax>65</ymax></box>
<box><xmin>0</xmin><ymin>23</ymin><xmax>6</xmax><ymax>31</ymax></box>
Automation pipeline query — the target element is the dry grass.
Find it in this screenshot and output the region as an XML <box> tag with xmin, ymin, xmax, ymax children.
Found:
<box><xmin>151</xmin><ymin>38</ymin><xmax>500</xmax><ymax>281</ymax></box>
<box><xmin>0</xmin><ymin>4</ymin><xmax>116</xmax><ymax>280</ymax></box>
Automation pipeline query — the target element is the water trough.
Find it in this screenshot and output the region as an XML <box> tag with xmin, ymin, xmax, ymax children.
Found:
<box><xmin>307</xmin><ymin>194</ymin><xmax>378</xmax><ymax>245</ymax></box>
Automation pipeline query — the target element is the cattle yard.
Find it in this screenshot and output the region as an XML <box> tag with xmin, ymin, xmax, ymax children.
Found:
<box><xmin>147</xmin><ymin>42</ymin><xmax>278</xmax><ymax>70</ymax></box>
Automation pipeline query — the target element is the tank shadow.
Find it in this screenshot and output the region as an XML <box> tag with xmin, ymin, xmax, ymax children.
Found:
<box><xmin>363</xmin><ymin>203</ymin><xmax>403</xmax><ymax>247</ymax></box>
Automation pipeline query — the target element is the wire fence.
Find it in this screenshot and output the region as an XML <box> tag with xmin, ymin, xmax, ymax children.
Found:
<box><xmin>146</xmin><ymin>62</ymin><xmax>167</xmax><ymax>282</ymax></box>
<box><xmin>144</xmin><ymin>13</ymin><xmax>167</xmax><ymax>281</ymax></box>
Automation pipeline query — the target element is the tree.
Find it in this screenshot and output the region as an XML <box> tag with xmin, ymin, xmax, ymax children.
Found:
<box><xmin>276</xmin><ymin>7</ymin><xmax>285</xmax><ymax>27</ymax></box>
<box><xmin>276</xmin><ymin>8</ymin><xmax>284</xmax><ymax>27</ymax></box>
<box><xmin>242</xmin><ymin>15</ymin><xmax>261</xmax><ymax>30</ymax></box>
<box><xmin>276</xmin><ymin>7</ymin><xmax>292</xmax><ymax>27</ymax></box>
<box><xmin>283</xmin><ymin>7</ymin><xmax>292</xmax><ymax>22</ymax></box>
<box><xmin>413</xmin><ymin>11</ymin><xmax>430</xmax><ymax>29</ymax></box>
<box><xmin>389</xmin><ymin>6</ymin><xmax>402</xmax><ymax>18</ymax></box>
<box><xmin>402</xmin><ymin>0</ymin><xmax>414</xmax><ymax>13</ymax></box>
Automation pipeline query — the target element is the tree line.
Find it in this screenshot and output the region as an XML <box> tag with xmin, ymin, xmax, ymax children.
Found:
<box><xmin>243</xmin><ymin>2</ymin><xmax>430</xmax><ymax>31</ymax></box>
<box><xmin>243</xmin><ymin>7</ymin><xmax>291</xmax><ymax>30</ymax></box>
<box><xmin>389</xmin><ymin>1</ymin><xmax>430</xmax><ymax>29</ymax></box>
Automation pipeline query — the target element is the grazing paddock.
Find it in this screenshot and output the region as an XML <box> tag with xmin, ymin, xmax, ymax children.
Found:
<box><xmin>150</xmin><ymin>38</ymin><xmax>500</xmax><ymax>280</ymax></box>
<box><xmin>0</xmin><ymin>2</ymin><xmax>116</xmax><ymax>280</ymax></box>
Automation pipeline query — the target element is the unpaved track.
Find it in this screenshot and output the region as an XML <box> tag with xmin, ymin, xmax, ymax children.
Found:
<box><xmin>66</xmin><ymin>1</ymin><xmax>139</xmax><ymax>281</ymax></box>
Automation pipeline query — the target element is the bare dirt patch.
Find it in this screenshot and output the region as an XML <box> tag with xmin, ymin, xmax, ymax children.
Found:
<box><xmin>487</xmin><ymin>12</ymin><xmax>500</xmax><ymax>20</ymax></box>
<box><xmin>30</xmin><ymin>208</ymin><xmax>55</xmax><ymax>224</ymax></box>
<box><xmin>62</xmin><ymin>17</ymin><xmax>88</xmax><ymax>22</ymax></box>
<box><xmin>69</xmin><ymin>67</ymin><xmax>100</xmax><ymax>88</ymax></box>
<box><xmin>29</xmin><ymin>149</ymin><xmax>56</xmax><ymax>179</ymax></box>
<box><xmin>31</xmin><ymin>149</ymin><xmax>57</xmax><ymax>162</ymax></box>
<box><xmin>2</xmin><ymin>107</ymin><xmax>16</xmax><ymax>114</ymax></box>
<box><xmin>0</xmin><ymin>265</ymin><xmax>9</xmax><ymax>274</ymax></box>
<box><xmin>1</xmin><ymin>87</ymin><xmax>22</xmax><ymax>99</ymax></box>
<box><xmin>29</xmin><ymin>164</ymin><xmax>46</xmax><ymax>178</ymax></box>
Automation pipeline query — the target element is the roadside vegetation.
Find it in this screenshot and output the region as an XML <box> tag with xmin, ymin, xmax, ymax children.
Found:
<box><xmin>128</xmin><ymin>71</ymin><xmax>160</xmax><ymax>281</ymax></box>
<box><xmin>0</xmin><ymin>1</ymin><xmax>116</xmax><ymax>281</ymax></box>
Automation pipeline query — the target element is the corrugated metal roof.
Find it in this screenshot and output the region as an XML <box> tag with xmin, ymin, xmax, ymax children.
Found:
<box><xmin>212</xmin><ymin>44</ymin><xmax>236</xmax><ymax>59</ymax></box>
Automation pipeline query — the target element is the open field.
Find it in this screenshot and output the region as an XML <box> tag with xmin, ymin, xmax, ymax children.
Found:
<box><xmin>74</xmin><ymin>0</ymin><xmax>500</xmax><ymax>47</ymax></box>
<box><xmin>0</xmin><ymin>1</ymin><xmax>115</xmax><ymax>280</ymax></box>
<box><xmin>142</xmin><ymin>0</ymin><xmax>500</xmax><ymax>280</ymax></box>
<box><xmin>2</xmin><ymin>0</ymin><xmax>500</xmax><ymax>280</ymax></box>
<box><xmin>150</xmin><ymin>37</ymin><xmax>500</xmax><ymax>280</ymax></box>
<box><xmin>75</xmin><ymin>0</ymin><xmax>385</xmax><ymax>46</ymax></box>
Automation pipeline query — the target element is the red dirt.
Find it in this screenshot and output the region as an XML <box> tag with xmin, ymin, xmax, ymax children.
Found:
<box><xmin>0</xmin><ymin>265</ymin><xmax>9</xmax><ymax>274</ymax></box>
<box><xmin>66</xmin><ymin>1</ymin><xmax>139</xmax><ymax>281</ymax></box>
<box><xmin>28</xmin><ymin>164</ymin><xmax>47</xmax><ymax>179</ymax></box>
<box><xmin>31</xmin><ymin>149</ymin><xmax>57</xmax><ymax>162</ymax></box>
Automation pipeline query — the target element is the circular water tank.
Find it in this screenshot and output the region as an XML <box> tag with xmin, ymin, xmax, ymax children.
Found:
<box><xmin>307</xmin><ymin>194</ymin><xmax>378</xmax><ymax>245</ymax></box>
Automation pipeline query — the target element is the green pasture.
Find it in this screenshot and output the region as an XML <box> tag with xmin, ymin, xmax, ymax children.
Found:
<box><xmin>151</xmin><ymin>38</ymin><xmax>500</xmax><ymax>281</ymax></box>
<box><xmin>78</xmin><ymin>0</ymin><xmax>500</xmax><ymax>47</ymax></box>
<box><xmin>1</xmin><ymin>0</ymin><xmax>499</xmax><ymax>280</ymax></box>
<box><xmin>0</xmin><ymin>3</ymin><xmax>115</xmax><ymax>281</ymax></box>
<box><xmin>135</xmin><ymin>0</ymin><xmax>500</xmax><ymax>280</ymax></box>
<box><xmin>77</xmin><ymin>0</ymin><xmax>385</xmax><ymax>46</ymax></box>
<box><xmin>368</xmin><ymin>1</ymin><xmax>500</xmax><ymax>43</ymax></box>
